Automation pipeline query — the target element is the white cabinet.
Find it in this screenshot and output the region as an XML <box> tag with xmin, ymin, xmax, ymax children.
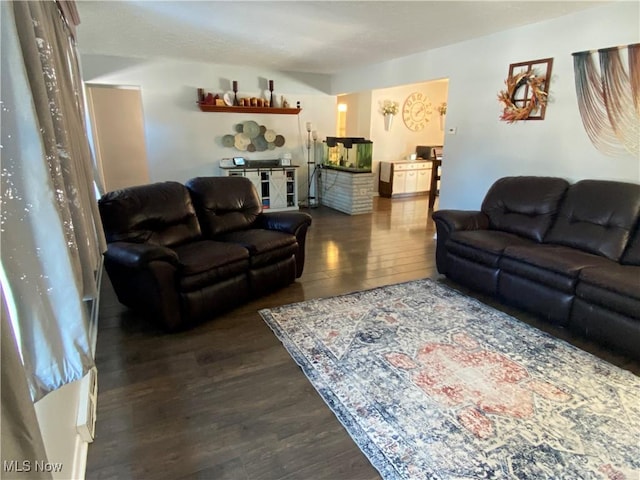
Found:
<box><xmin>405</xmin><ymin>170</ymin><xmax>418</xmax><ymax>193</ymax></box>
<box><xmin>379</xmin><ymin>161</ymin><xmax>432</xmax><ymax>198</ymax></box>
<box><xmin>267</xmin><ymin>169</ymin><xmax>288</xmax><ymax>210</ymax></box>
<box><xmin>222</xmin><ymin>166</ymin><xmax>299</xmax><ymax>212</ymax></box>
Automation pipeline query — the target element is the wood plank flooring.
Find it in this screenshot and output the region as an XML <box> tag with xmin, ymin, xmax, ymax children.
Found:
<box><xmin>86</xmin><ymin>196</ymin><xmax>638</xmax><ymax>480</ymax></box>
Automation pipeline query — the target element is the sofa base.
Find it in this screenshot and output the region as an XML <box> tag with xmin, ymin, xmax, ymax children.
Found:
<box><xmin>181</xmin><ymin>274</ymin><xmax>250</xmax><ymax>327</ymax></box>
<box><xmin>249</xmin><ymin>256</ymin><xmax>297</xmax><ymax>297</ymax></box>
<box><xmin>570</xmin><ymin>299</ymin><xmax>640</xmax><ymax>359</ymax></box>
<box><xmin>106</xmin><ymin>259</ymin><xmax>184</xmax><ymax>331</ymax></box>
<box><xmin>447</xmin><ymin>254</ymin><xmax>499</xmax><ymax>296</ymax></box>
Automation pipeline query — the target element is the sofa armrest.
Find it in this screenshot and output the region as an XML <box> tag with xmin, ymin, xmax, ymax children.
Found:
<box><xmin>104</xmin><ymin>242</ymin><xmax>179</xmax><ymax>269</ymax></box>
<box><xmin>103</xmin><ymin>242</ymin><xmax>183</xmax><ymax>331</ymax></box>
<box><xmin>256</xmin><ymin>211</ymin><xmax>312</xmax><ymax>235</ymax></box>
<box><xmin>431</xmin><ymin>210</ymin><xmax>489</xmax><ymax>274</ymax></box>
<box><xmin>255</xmin><ymin>211</ymin><xmax>313</xmax><ymax>277</ymax></box>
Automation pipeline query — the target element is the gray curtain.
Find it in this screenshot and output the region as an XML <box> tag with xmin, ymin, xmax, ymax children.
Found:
<box><xmin>1</xmin><ymin>288</ymin><xmax>52</xmax><ymax>480</ymax></box>
<box><xmin>1</xmin><ymin>0</ymin><xmax>106</xmax><ymax>401</ymax></box>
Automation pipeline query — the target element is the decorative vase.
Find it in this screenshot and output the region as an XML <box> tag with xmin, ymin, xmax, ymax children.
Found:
<box><xmin>384</xmin><ymin>113</ymin><xmax>394</xmax><ymax>131</ymax></box>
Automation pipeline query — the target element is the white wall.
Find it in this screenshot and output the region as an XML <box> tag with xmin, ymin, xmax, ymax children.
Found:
<box><xmin>332</xmin><ymin>2</ymin><xmax>640</xmax><ymax>210</ymax></box>
<box><xmin>86</xmin><ymin>85</ymin><xmax>150</xmax><ymax>191</ymax></box>
<box><xmin>81</xmin><ymin>3</ymin><xmax>639</xmax><ymax>209</ymax></box>
<box><xmin>341</xmin><ymin>90</ymin><xmax>372</xmax><ymax>138</ymax></box>
<box><xmin>81</xmin><ymin>57</ymin><xmax>337</xmax><ymax>201</ymax></box>
<box><xmin>34</xmin><ymin>380</ymin><xmax>88</xmax><ymax>480</ymax></box>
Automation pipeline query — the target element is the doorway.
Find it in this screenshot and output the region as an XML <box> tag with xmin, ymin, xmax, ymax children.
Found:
<box><xmin>336</xmin><ymin>79</ymin><xmax>448</xmax><ymax>202</ymax></box>
<box><xmin>86</xmin><ymin>84</ymin><xmax>149</xmax><ymax>192</ymax></box>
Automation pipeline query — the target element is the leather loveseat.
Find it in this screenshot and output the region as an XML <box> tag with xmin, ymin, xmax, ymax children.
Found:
<box><xmin>98</xmin><ymin>176</ymin><xmax>312</xmax><ymax>331</ymax></box>
<box><xmin>432</xmin><ymin>176</ymin><xmax>640</xmax><ymax>360</ymax></box>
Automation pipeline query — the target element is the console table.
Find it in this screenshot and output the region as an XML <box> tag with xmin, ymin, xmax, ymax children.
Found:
<box><xmin>222</xmin><ymin>165</ymin><xmax>299</xmax><ymax>212</ymax></box>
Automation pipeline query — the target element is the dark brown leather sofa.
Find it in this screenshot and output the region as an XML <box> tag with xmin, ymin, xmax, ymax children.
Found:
<box><xmin>98</xmin><ymin>176</ymin><xmax>312</xmax><ymax>331</ymax></box>
<box><xmin>432</xmin><ymin>176</ymin><xmax>640</xmax><ymax>360</ymax></box>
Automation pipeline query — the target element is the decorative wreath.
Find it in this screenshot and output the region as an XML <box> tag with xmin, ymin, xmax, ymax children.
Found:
<box><xmin>498</xmin><ymin>71</ymin><xmax>548</xmax><ymax>123</ymax></box>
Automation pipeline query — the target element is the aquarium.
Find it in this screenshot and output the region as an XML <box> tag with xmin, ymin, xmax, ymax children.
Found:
<box><xmin>322</xmin><ymin>137</ymin><xmax>373</xmax><ymax>173</ymax></box>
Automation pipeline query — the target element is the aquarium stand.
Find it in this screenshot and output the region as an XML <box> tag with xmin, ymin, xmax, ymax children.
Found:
<box><xmin>319</xmin><ymin>167</ymin><xmax>373</xmax><ymax>215</ymax></box>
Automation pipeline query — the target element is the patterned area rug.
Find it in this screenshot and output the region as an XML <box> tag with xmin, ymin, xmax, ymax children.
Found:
<box><xmin>259</xmin><ymin>279</ymin><xmax>640</xmax><ymax>479</ymax></box>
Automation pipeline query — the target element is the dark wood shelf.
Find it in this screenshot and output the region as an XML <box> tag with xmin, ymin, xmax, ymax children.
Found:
<box><xmin>198</xmin><ymin>103</ymin><xmax>301</xmax><ymax>115</ymax></box>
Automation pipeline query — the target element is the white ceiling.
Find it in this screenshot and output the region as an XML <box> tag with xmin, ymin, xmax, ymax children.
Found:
<box><xmin>76</xmin><ymin>1</ymin><xmax>607</xmax><ymax>75</ymax></box>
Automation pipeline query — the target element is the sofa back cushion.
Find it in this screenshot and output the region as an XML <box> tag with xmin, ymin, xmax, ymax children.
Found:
<box><xmin>481</xmin><ymin>176</ymin><xmax>569</xmax><ymax>242</ymax></box>
<box><xmin>99</xmin><ymin>181</ymin><xmax>201</xmax><ymax>247</ymax></box>
<box><xmin>545</xmin><ymin>180</ymin><xmax>640</xmax><ymax>261</ymax></box>
<box><xmin>186</xmin><ymin>176</ymin><xmax>262</xmax><ymax>237</ymax></box>
<box><xmin>620</xmin><ymin>221</ymin><xmax>640</xmax><ymax>265</ymax></box>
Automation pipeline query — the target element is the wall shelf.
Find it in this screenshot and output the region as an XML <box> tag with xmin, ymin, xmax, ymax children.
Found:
<box><xmin>198</xmin><ymin>103</ymin><xmax>301</xmax><ymax>115</ymax></box>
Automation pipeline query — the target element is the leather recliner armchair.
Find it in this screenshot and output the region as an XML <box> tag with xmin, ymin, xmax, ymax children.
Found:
<box><xmin>98</xmin><ymin>177</ymin><xmax>312</xmax><ymax>331</ymax></box>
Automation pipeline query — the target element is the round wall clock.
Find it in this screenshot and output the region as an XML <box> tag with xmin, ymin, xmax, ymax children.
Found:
<box><xmin>402</xmin><ymin>92</ymin><xmax>433</xmax><ymax>131</ymax></box>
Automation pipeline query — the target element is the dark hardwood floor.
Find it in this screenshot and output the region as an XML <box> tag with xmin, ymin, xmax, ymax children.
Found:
<box><xmin>86</xmin><ymin>196</ymin><xmax>638</xmax><ymax>480</ymax></box>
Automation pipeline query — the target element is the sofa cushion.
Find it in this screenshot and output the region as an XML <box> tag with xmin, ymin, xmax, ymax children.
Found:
<box><xmin>99</xmin><ymin>181</ymin><xmax>201</xmax><ymax>247</ymax></box>
<box><xmin>571</xmin><ymin>300</ymin><xmax>640</xmax><ymax>357</ymax></box>
<box><xmin>500</xmin><ymin>244</ymin><xmax>612</xmax><ymax>292</ymax></box>
<box><xmin>218</xmin><ymin>229</ymin><xmax>298</xmax><ymax>269</ymax></box>
<box><xmin>186</xmin><ymin>176</ymin><xmax>262</xmax><ymax>236</ymax></box>
<box><xmin>576</xmin><ymin>265</ymin><xmax>640</xmax><ymax>320</ymax></box>
<box><xmin>578</xmin><ymin>263</ymin><xmax>640</xmax><ymax>300</ymax></box>
<box><xmin>498</xmin><ymin>272</ymin><xmax>574</xmax><ymax>325</ymax></box>
<box><xmin>481</xmin><ymin>176</ymin><xmax>569</xmax><ymax>242</ymax></box>
<box><xmin>544</xmin><ymin>180</ymin><xmax>640</xmax><ymax>261</ymax></box>
<box><xmin>173</xmin><ymin>240</ymin><xmax>249</xmax><ymax>291</ymax></box>
<box><xmin>448</xmin><ymin>230</ymin><xmax>536</xmax><ymax>267</ymax></box>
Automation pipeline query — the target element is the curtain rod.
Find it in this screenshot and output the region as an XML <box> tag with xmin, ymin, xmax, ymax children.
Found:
<box><xmin>572</xmin><ymin>43</ymin><xmax>639</xmax><ymax>56</ymax></box>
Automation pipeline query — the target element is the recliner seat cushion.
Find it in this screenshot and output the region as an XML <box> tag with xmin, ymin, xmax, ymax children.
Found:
<box><xmin>447</xmin><ymin>230</ymin><xmax>536</xmax><ymax>267</ymax></box>
<box><xmin>481</xmin><ymin>176</ymin><xmax>569</xmax><ymax>242</ymax></box>
<box><xmin>576</xmin><ymin>265</ymin><xmax>640</xmax><ymax>319</ymax></box>
<box><xmin>173</xmin><ymin>240</ymin><xmax>250</xmax><ymax>291</ymax></box>
<box><xmin>570</xmin><ymin>300</ymin><xmax>640</xmax><ymax>357</ymax></box>
<box><xmin>500</xmin><ymin>244</ymin><xmax>612</xmax><ymax>292</ymax></box>
<box><xmin>218</xmin><ymin>229</ymin><xmax>298</xmax><ymax>268</ymax></box>
<box><xmin>544</xmin><ymin>180</ymin><xmax>640</xmax><ymax>261</ymax></box>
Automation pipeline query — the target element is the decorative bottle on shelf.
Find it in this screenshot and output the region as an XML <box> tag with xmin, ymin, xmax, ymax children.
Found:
<box><xmin>232</xmin><ymin>80</ymin><xmax>239</xmax><ymax>106</ymax></box>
